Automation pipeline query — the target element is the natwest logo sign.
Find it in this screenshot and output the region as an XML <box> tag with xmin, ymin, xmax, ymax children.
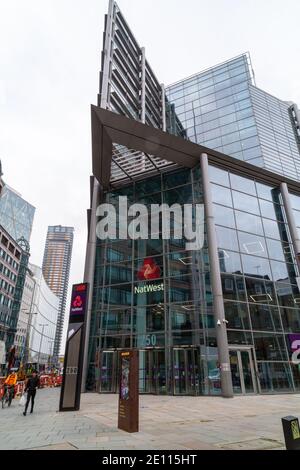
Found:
<box><xmin>69</xmin><ymin>283</ymin><xmax>88</xmax><ymax>322</ymax></box>
<box><xmin>72</xmin><ymin>295</ymin><xmax>83</xmax><ymax>309</ymax></box>
<box><xmin>137</xmin><ymin>257</ymin><xmax>161</xmax><ymax>280</ymax></box>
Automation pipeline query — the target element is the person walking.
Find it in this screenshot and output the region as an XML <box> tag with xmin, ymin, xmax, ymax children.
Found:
<box><xmin>23</xmin><ymin>370</ymin><xmax>40</xmax><ymax>416</ymax></box>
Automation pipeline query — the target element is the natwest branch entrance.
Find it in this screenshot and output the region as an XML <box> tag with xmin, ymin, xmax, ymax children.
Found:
<box><xmin>229</xmin><ymin>346</ymin><xmax>258</xmax><ymax>395</ymax></box>
<box><xmin>95</xmin><ymin>347</ymin><xmax>223</xmax><ymax>396</ymax></box>
<box><xmin>84</xmin><ymin>107</ymin><xmax>300</xmax><ymax>396</ymax></box>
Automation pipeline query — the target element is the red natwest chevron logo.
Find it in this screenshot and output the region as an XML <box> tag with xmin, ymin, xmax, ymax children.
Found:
<box><xmin>73</xmin><ymin>295</ymin><xmax>83</xmax><ymax>308</ymax></box>
<box><xmin>137</xmin><ymin>257</ymin><xmax>161</xmax><ymax>280</ymax></box>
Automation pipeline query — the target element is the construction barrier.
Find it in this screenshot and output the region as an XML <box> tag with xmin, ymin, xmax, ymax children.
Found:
<box><xmin>39</xmin><ymin>374</ymin><xmax>62</xmax><ymax>388</ymax></box>
<box><xmin>15</xmin><ymin>381</ymin><xmax>25</xmax><ymax>397</ymax></box>
<box><xmin>0</xmin><ymin>375</ymin><xmax>62</xmax><ymax>397</ymax></box>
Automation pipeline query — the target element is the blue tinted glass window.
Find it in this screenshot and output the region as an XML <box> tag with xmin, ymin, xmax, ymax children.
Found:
<box><xmin>289</xmin><ymin>194</ymin><xmax>300</xmax><ymax>211</ymax></box>
<box><xmin>213</xmin><ymin>204</ymin><xmax>235</xmax><ymax>228</ymax></box>
<box><xmin>270</xmin><ymin>260</ymin><xmax>289</xmax><ymax>282</ymax></box>
<box><xmin>219</xmin><ymin>250</ymin><xmax>242</xmax><ymax>274</ymax></box>
<box><xmin>208</xmin><ymin>166</ymin><xmax>229</xmax><ymax>186</ymax></box>
<box><xmin>259</xmin><ymin>200</ymin><xmax>279</xmax><ymax>220</ymax></box>
<box><xmin>235</xmin><ymin>211</ymin><xmax>263</xmax><ymax>235</ymax></box>
<box><xmin>211</xmin><ymin>184</ymin><xmax>232</xmax><ymax>206</ymax></box>
<box><xmin>230</xmin><ymin>174</ymin><xmax>256</xmax><ymax>195</ymax></box>
<box><xmin>263</xmin><ymin>219</ymin><xmax>281</xmax><ymax>240</ymax></box>
<box><xmin>241</xmin><ymin>254</ymin><xmax>272</xmax><ymax>279</ymax></box>
<box><xmin>238</xmin><ymin>232</ymin><xmax>268</xmax><ymax>258</ymax></box>
<box><xmin>232</xmin><ymin>191</ymin><xmax>260</xmax><ymax>215</ymax></box>
<box><xmin>266</xmin><ymin>239</ymin><xmax>286</xmax><ymax>262</ymax></box>
<box><xmin>216</xmin><ymin>226</ymin><xmax>239</xmax><ymax>252</ymax></box>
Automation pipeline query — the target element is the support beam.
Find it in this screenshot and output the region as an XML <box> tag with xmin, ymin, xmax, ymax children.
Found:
<box><xmin>140</xmin><ymin>47</ymin><xmax>146</xmax><ymax>124</ymax></box>
<box><xmin>161</xmin><ymin>83</ymin><xmax>166</xmax><ymax>132</ymax></box>
<box><xmin>200</xmin><ymin>153</ymin><xmax>233</xmax><ymax>398</ymax></box>
<box><xmin>81</xmin><ymin>178</ymin><xmax>101</xmax><ymax>391</ymax></box>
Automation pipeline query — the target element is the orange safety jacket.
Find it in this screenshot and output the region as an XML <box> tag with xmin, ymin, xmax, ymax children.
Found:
<box><xmin>4</xmin><ymin>374</ymin><xmax>17</xmax><ymax>386</ymax></box>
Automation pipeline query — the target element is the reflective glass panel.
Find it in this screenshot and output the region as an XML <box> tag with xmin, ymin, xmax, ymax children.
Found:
<box><xmin>241</xmin><ymin>254</ymin><xmax>272</xmax><ymax>279</ymax></box>
<box><xmin>219</xmin><ymin>250</ymin><xmax>242</xmax><ymax>274</ymax></box>
<box><xmin>235</xmin><ymin>211</ymin><xmax>263</xmax><ymax>236</ymax></box>
<box><xmin>208</xmin><ymin>166</ymin><xmax>230</xmax><ymax>186</ymax></box>
<box><xmin>232</xmin><ymin>191</ymin><xmax>260</xmax><ymax>215</ymax></box>
<box><xmin>213</xmin><ymin>204</ymin><xmax>235</xmax><ymax>228</ymax></box>
<box><xmin>224</xmin><ymin>302</ymin><xmax>250</xmax><ymax>329</ymax></box>
<box><xmin>211</xmin><ymin>184</ymin><xmax>232</xmax><ymax>206</ymax></box>
<box><xmin>238</xmin><ymin>232</ymin><xmax>267</xmax><ymax>258</ymax></box>
<box><xmin>253</xmin><ymin>333</ymin><xmax>288</xmax><ymax>360</ymax></box>
<box><xmin>216</xmin><ymin>226</ymin><xmax>239</xmax><ymax>252</ymax></box>
<box><xmin>230</xmin><ymin>174</ymin><xmax>256</xmax><ymax>195</ymax></box>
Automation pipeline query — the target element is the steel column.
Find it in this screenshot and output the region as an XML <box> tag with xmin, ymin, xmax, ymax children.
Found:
<box><xmin>200</xmin><ymin>153</ymin><xmax>233</xmax><ymax>398</ymax></box>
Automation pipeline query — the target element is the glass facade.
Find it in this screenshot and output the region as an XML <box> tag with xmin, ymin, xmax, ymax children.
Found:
<box><xmin>0</xmin><ymin>185</ymin><xmax>35</xmax><ymax>243</ymax></box>
<box><xmin>0</xmin><ymin>226</ymin><xmax>22</xmax><ymax>353</ymax></box>
<box><xmin>166</xmin><ymin>55</ymin><xmax>300</xmax><ymax>181</ymax></box>
<box><xmin>88</xmin><ymin>1</ymin><xmax>300</xmax><ymax>396</ymax></box>
<box><xmin>87</xmin><ymin>167</ymin><xmax>222</xmax><ymax>395</ymax></box>
<box><xmin>86</xmin><ymin>164</ymin><xmax>300</xmax><ymax>395</ymax></box>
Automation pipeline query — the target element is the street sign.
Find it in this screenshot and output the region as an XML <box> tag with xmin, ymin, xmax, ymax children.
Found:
<box><xmin>118</xmin><ymin>350</ymin><xmax>139</xmax><ymax>433</ymax></box>
<box><xmin>59</xmin><ymin>283</ymin><xmax>89</xmax><ymax>412</ymax></box>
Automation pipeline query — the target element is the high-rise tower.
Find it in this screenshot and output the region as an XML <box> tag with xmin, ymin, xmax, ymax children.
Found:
<box><xmin>42</xmin><ymin>225</ymin><xmax>74</xmax><ymax>359</ymax></box>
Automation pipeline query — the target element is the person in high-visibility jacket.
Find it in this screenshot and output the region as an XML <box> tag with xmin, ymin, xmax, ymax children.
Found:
<box><xmin>4</xmin><ymin>371</ymin><xmax>18</xmax><ymax>387</ymax></box>
<box><xmin>3</xmin><ymin>371</ymin><xmax>17</xmax><ymax>406</ymax></box>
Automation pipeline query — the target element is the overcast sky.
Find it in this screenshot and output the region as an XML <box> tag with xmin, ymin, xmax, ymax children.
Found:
<box><xmin>1</xmin><ymin>0</ymin><xmax>299</xmax><ymax>350</ymax></box>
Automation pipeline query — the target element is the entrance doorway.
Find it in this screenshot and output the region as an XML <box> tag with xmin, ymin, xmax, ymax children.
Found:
<box><xmin>98</xmin><ymin>350</ymin><xmax>118</xmax><ymax>393</ymax></box>
<box><xmin>229</xmin><ymin>347</ymin><xmax>257</xmax><ymax>394</ymax></box>
<box><xmin>173</xmin><ymin>348</ymin><xmax>201</xmax><ymax>395</ymax></box>
<box><xmin>98</xmin><ymin>349</ymin><xmax>166</xmax><ymax>394</ymax></box>
<box><xmin>139</xmin><ymin>349</ymin><xmax>166</xmax><ymax>394</ymax></box>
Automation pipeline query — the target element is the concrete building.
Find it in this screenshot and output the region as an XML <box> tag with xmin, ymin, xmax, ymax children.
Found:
<box><xmin>24</xmin><ymin>263</ymin><xmax>59</xmax><ymax>368</ymax></box>
<box><xmin>0</xmin><ymin>225</ymin><xmax>23</xmax><ymax>371</ymax></box>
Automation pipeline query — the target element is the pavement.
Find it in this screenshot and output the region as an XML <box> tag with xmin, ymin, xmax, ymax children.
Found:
<box><xmin>0</xmin><ymin>388</ymin><xmax>299</xmax><ymax>450</ymax></box>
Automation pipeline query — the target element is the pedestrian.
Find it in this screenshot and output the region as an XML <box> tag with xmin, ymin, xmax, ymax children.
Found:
<box><xmin>23</xmin><ymin>370</ymin><xmax>40</xmax><ymax>416</ymax></box>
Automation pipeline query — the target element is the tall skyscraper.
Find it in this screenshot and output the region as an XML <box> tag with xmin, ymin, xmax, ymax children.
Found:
<box><xmin>83</xmin><ymin>0</ymin><xmax>300</xmax><ymax>397</ymax></box>
<box><xmin>42</xmin><ymin>226</ymin><xmax>74</xmax><ymax>359</ymax></box>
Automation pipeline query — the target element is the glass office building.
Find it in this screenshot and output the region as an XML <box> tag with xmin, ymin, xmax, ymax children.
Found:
<box><xmin>166</xmin><ymin>54</ymin><xmax>300</xmax><ymax>181</ymax></box>
<box><xmin>0</xmin><ymin>185</ymin><xmax>35</xmax><ymax>243</ymax></box>
<box><xmin>83</xmin><ymin>1</ymin><xmax>300</xmax><ymax>396</ymax></box>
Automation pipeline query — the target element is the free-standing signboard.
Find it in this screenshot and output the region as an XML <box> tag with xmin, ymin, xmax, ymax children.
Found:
<box><xmin>118</xmin><ymin>350</ymin><xmax>139</xmax><ymax>433</ymax></box>
<box><xmin>59</xmin><ymin>283</ymin><xmax>89</xmax><ymax>412</ymax></box>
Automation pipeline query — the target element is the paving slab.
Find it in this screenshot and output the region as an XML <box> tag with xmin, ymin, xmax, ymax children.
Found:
<box><xmin>0</xmin><ymin>388</ymin><xmax>299</xmax><ymax>449</ymax></box>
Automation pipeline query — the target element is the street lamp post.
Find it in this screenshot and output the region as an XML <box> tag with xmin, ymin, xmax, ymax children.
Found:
<box><xmin>48</xmin><ymin>340</ymin><xmax>54</xmax><ymax>369</ymax></box>
<box><xmin>37</xmin><ymin>323</ymin><xmax>48</xmax><ymax>370</ymax></box>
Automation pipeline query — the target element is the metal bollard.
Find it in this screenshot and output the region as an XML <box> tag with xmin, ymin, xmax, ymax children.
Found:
<box><xmin>282</xmin><ymin>416</ymin><xmax>300</xmax><ymax>450</ymax></box>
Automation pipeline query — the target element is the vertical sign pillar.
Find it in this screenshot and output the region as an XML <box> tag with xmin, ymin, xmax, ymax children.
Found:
<box><xmin>59</xmin><ymin>283</ymin><xmax>89</xmax><ymax>411</ymax></box>
<box><xmin>118</xmin><ymin>350</ymin><xmax>139</xmax><ymax>433</ymax></box>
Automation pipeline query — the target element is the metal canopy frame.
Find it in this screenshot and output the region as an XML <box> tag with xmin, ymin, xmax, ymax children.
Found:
<box><xmin>91</xmin><ymin>105</ymin><xmax>300</xmax><ymax>195</ymax></box>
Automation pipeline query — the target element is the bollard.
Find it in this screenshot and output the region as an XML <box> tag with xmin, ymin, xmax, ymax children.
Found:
<box><xmin>281</xmin><ymin>416</ymin><xmax>300</xmax><ymax>450</ymax></box>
